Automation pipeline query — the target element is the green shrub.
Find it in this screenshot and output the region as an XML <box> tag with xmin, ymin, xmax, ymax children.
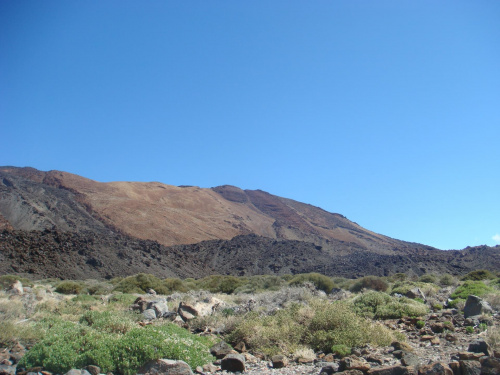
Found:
<box><xmin>466</xmin><ymin>326</ymin><xmax>474</xmax><ymax>334</ymax></box>
<box><xmin>448</xmin><ymin>298</ymin><xmax>465</xmax><ymax>309</ymax></box>
<box><xmin>112</xmin><ymin>273</ymin><xmax>164</xmax><ymax>294</ymax></box>
<box><xmin>195</xmin><ymin>275</ymin><xmax>245</xmax><ymax>294</ymax></box>
<box><xmin>439</xmin><ymin>274</ymin><xmax>457</xmax><ymax>287</ymax></box>
<box><xmin>352</xmin><ymin>291</ymin><xmax>428</xmax><ymax>319</ymax></box>
<box><xmin>432</xmin><ymin>303</ymin><xmax>443</xmax><ymax>311</ymax></box>
<box><xmin>416</xmin><ymin>320</ymin><xmax>425</xmax><ymax>329</ymax></box>
<box><xmin>80</xmin><ymin>311</ymin><xmax>137</xmax><ymax>334</ymax></box>
<box><xmin>19</xmin><ymin>319</ymin><xmax>215</xmax><ymax>374</ymax></box>
<box><xmin>163</xmin><ymin>278</ymin><xmax>189</xmax><ymax>293</ymax></box>
<box><xmin>350</xmin><ymin>276</ymin><xmax>388</xmax><ymax>293</ymax></box>
<box><xmin>331</xmin><ymin>344</ymin><xmax>351</xmax><ymax>358</ymax></box>
<box><xmin>233</xmin><ymin>275</ymin><xmax>285</xmax><ymax>294</ymax></box>
<box><xmin>390</xmin><ymin>281</ymin><xmax>438</xmax><ymax>297</ymax></box>
<box><xmin>450</xmin><ymin>281</ymin><xmax>494</xmax><ymax>300</ymax></box>
<box><xmin>0</xmin><ymin>275</ymin><xmax>33</xmax><ymax>289</ymax></box>
<box><xmin>288</xmin><ymin>273</ymin><xmax>334</xmax><ymax>293</ymax></box>
<box><xmin>227</xmin><ymin>300</ymin><xmax>397</xmax><ymax>356</ymax></box>
<box><xmin>419</xmin><ymin>274</ymin><xmax>437</xmax><ymax>284</ymax></box>
<box><xmin>462</xmin><ymin>270</ymin><xmax>496</xmax><ymax>281</ymax></box>
<box><xmin>55</xmin><ymin>281</ymin><xmax>85</xmax><ymax>295</ymax></box>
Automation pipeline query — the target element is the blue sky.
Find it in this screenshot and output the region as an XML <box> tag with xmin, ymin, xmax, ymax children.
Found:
<box><xmin>1</xmin><ymin>1</ymin><xmax>499</xmax><ymax>250</ymax></box>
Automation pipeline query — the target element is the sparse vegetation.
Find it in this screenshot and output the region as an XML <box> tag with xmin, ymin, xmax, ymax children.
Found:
<box><xmin>450</xmin><ymin>280</ymin><xmax>494</xmax><ymax>300</ymax></box>
<box><xmin>2</xmin><ymin>269</ymin><xmax>499</xmax><ymax>374</ymax></box>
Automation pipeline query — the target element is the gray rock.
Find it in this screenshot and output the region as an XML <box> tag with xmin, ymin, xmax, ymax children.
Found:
<box><xmin>221</xmin><ymin>354</ymin><xmax>245</xmax><ymax>373</ymax></box>
<box><xmin>271</xmin><ymin>355</ymin><xmax>288</xmax><ymax>368</ymax></box>
<box><xmin>400</xmin><ymin>351</ymin><xmax>420</xmax><ymax>367</ymax></box>
<box><xmin>367</xmin><ymin>366</ymin><xmax>412</xmax><ymax>375</ymax></box>
<box><xmin>148</xmin><ymin>300</ymin><xmax>169</xmax><ymax>317</ymax></box>
<box><xmin>8</xmin><ymin>280</ymin><xmax>23</xmax><ymax>296</ymax></box>
<box><xmin>137</xmin><ymin>359</ymin><xmax>193</xmax><ymax>375</ymax></box>
<box><xmin>64</xmin><ymin>370</ymin><xmax>91</xmax><ymax>375</ymax></box>
<box><xmin>468</xmin><ymin>339</ymin><xmax>491</xmax><ymax>356</ymax></box>
<box><xmin>0</xmin><ymin>365</ymin><xmax>16</xmax><ymax>375</ymax></box>
<box><xmin>463</xmin><ymin>295</ymin><xmax>493</xmax><ymax>318</ymax></box>
<box><xmin>178</xmin><ymin>302</ymin><xmax>198</xmax><ymax>321</ymax></box>
<box><xmin>406</xmin><ymin>287</ymin><xmax>425</xmax><ymax>301</ymax></box>
<box><xmin>480</xmin><ymin>357</ymin><xmax>500</xmax><ymax>375</ymax></box>
<box><xmin>86</xmin><ymin>365</ymin><xmax>101</xmax><ymax>375</ymax></box>
<box><xmin>210</xmin><ymin>341</ymin><xmax>234</xmax><ymax>360</ymax></box>
<box><xmin>417</xmin><ymin>362</ymin><xmax>453</xmax><ymax>375</ymax></box>
<box><xmin>142</xmin><ymin>308</ymin><xmax>157</xmax><ymax>320</ymax></box>
<box><xmin>319</xmin><ymin>363</ymin><xmax>339</xmax><ymax>374</ymax></box>
<box><xmin>459</xmin><ymin>360</ymin><xmax>481</xmax><ymax>375</ymax></box>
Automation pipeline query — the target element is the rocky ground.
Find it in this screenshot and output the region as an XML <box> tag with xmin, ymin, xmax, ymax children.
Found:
<box><xmin>1</xmin><ymin>282</ymin><xmax>499</xmax><ymax>375</ymax></box>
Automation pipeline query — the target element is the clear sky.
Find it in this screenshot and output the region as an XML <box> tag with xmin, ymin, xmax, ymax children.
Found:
<box><xmin>1</xmin><ymin>1</ymin><xmax>499</xmax><ymax>250</ymax></box>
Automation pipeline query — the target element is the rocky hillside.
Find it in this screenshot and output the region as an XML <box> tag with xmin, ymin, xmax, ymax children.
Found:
<box><xmin>0</xmin><ymin>166</ymin><xmax>432</xmax><ymax>254</ymax></box>
<box><xmin>1</xmin><ymin>166</ymin><xmax>500</xmax><ymax>280</ymax></box>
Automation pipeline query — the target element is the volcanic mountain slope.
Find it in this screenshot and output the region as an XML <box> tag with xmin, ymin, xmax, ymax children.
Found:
<box><xmin>1</xmin><ymin>166</ymin><xmax>500</xmax><ymax>280</ymax></box>
<box><xmin>0</xmin><ymin>167</ymin><xmax>433</xmax><ymax>256</ymax></box>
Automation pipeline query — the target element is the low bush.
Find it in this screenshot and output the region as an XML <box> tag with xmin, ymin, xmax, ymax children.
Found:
<box><xmin>349</xmin><ymin>276</ymin><xmax>388</xmax><ymax>293</ymax></box>
<box><xmin>439</xmin><ymin>274</ymin><xmax>457</xmax><ymax>287</ymax></box>
<box><xmin>330</xmin><ymin>344</ymin><xmax>351</xmax><ymax>358</ymax></box>
<box><xmin>55</xmin><ymin>281</ymin><xmax>85</xmax><ymax>295</ymax></box>
<box><xmin>233</xmin><ymin>275</ymin><xmax>285</xmax><ymax>294</ymax></box>
<box><xmin>0</xmin><ymin>275</ymin><xmax>33</xmax><ymax>289</ymax></box>
<box><xmin>112</xmin><ymin>273</ymin><xmax>166</xmax><ymax>294</ymax></box>
<box><xmin>19</xmin><ymin>319</ymin><xmax>215</xmax><ymax>374</ymax></box>
<box><xmin>288</xmin><ymin>273</ymin><xmax>334</xmax><ymax>293</ymax></box>
<box><xmin>450</xmin><ymin>281</ymin><xmax>494</xmax><ymax>300</ymax></box>
<box><xmin>227</xmin><ymin>300</ymin><xmax>397</xmax><ymax>356</ymax></box>
<box><xmin>195</xmin><ymin>275</ymin><xmax>245</xmax><ymax>294</ymax></box>
<box><xmin>390</xmin><ymin>281</ymin><xmax>438</xmax><ymax>297</ymax></box>
<box><xmin>352</xmin><ymin>291</ymin><xmax>428</xmax><ymax>319</ymax></box>
<box><xmin>461</xmin><ymin>270</ymin><xmax>496</xmax><ymax>281</ymax></box>
<box><xmin>418</xmin><ymin>274</ymin><xmax>437</xmax><ymax>284</ymax></box>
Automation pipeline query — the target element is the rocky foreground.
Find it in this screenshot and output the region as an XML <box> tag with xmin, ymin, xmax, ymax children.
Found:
<box><xmin>1</xmin><ymin>279</ymin><xmax>499</xmax><ymax>375</ymax></box>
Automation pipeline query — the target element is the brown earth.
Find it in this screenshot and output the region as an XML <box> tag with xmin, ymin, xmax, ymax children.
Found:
<box><xmin>0</xmin><ymin>166</ymin><xmax>431</xmax><ymax>254</ymax></box>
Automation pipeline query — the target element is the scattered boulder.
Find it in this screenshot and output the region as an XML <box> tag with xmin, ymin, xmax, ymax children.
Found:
<box><xmin>7</xmin><ymin>280</ymin><xmax>23</xmax><ymax>296</ymax></box>
<box><xmin>417</xmin><ymin>362</ymin><xmax>453</xmax><ymax>375</ymax></box>
<box><xmin>459</xmin><ymin>360</ymin><xmax>481</xmax><ymax>375</ymax></box>
<box><xmin>0</xmin><ymin>365</ymin><xmax>16</xmax><ymax>375</ymax></box>
<box><xmin>406</xmin><ymin>288</ymin><xmax>425</xmax><ymax>301</ymax></box>
<box><xmin>271</xmin><ymin>355</ymin><xmax>288</xmax><ymax>368</ymax></box>
<box><xmin>463</xmin><ymin>295</ymin><xmax>493</xmax><ymax>318</ymax></box>
<box><xmin>178</xmin><ymin>302</ymin><xmax>198</xmax><ymax>321</ymax></box>
<box><xmin>367</xmin><ymin>365</ymin><xmax>413</xmax><ymax>375</ymax></box>
<box><xmin>221</xmin><ymin>354</ymin><xmax>245</xmax><ymax>373</ymax></box>
<box><xmin>319</xmin><ymin>363</ymin><xmax>339</xmax><ymax>374</ymax></box>
<box><xmin>467</xmin><ymin>339</ymin><xmax>491</xmax><ymax>357</ymax></box>
<box><xmin>137</xmin><ymin>359</ymin><xmax>193</xmax><ymax>375</ymax></box>
<box><xmin>339</xmin><ymin>356</ymin><xmax>371</xmax><ymax>372</ymax></box>
<box><xmin>210</xmin><ymin>341</ymin><xmax>234</xmax><ymax>360</ymax></box>
<box><xmin>147</xmin><ymin>300</ymin><xmax>169</xmax><ymax>318</ymax></box>
<box><xmin>400</xmin><ymin>352</ymin><xmax>420</xmax><ymax>367</ymax></box>
<box><xmin>64</xmin><ymin>370</ymin><xmax>91</xmax><ymax>375</ymax></box>
<box><xmin>142</xmin><ymin>309</ymin><xmax>157</xmax><ymax>320</ymax></box>
<box><xmin>479</xmin><ymin>356</ymin><xmax>500</xmax><ymax>375</ymax></box>
<box><xmin>86</xmin><ymin>365</ymin><xmax>100</xmax><ymax>375</ymax></box>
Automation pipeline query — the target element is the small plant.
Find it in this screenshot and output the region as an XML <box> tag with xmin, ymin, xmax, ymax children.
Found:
<box><xmin>479</xmin><ymin>323</ymin><xmax>488</xmax><ymax>332</ymax></box>
<box><xmin>432</xmin><ymin>303</ymin><xmax>443</xmax><ymax>310</ymax></box>
<box><xmin>439</xmin><ymin>274</ymin><xmax>457</xmax><ymax>287</ymax></box>
<box><xmin>461</xmin><ymin>270</ymin><xmax>495</xmax><ymax>281</ymax></box>
<box><xmin>419</xmin><ymin>274</ymin><xmax>437</xmax><ymax>284</ymax></box>
<box><xmin>330</xmin><ymin>344</ymin><xmax>351</xmax><ymax>357</ymax></box>
<box><xmin>450</xmin><ymin>281</ymin><xmax>494</xmax><ymax>300</ymax></box>
<box><xmin>465</xmin><ymin>326</ymin><xmax>474</xmax><ymax>334</ymax></box>
<box><xmin>288</xmin><ymin>273</ymin><xmax>334</xmax><ymax>293</ymax></box>
<box><xmin>55</xmin><ymin>281</ymin><xmax>85</xmax><ymax>295</ymax></box>
<box><xmin>416</xmin><ymin>320</ymin><xmax>425</xmax><ymax>329</ymax></box>
<box><xmin>350</xmin><ymin>276</ymin><xmax>388</xmax><ymax>293</ymax></box>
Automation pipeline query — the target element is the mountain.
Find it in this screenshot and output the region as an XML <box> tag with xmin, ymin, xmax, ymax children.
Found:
<box><xmin>1</xmin><ymin>166</ymin><xmax>499</xmax><ymax>279</ymax></box>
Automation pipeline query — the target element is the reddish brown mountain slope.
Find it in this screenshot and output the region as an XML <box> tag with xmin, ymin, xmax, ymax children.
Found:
<box><xmin>0</xmin><ymin>166</ymin><xmax>426</xmax><ymax>254</ymax></box>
